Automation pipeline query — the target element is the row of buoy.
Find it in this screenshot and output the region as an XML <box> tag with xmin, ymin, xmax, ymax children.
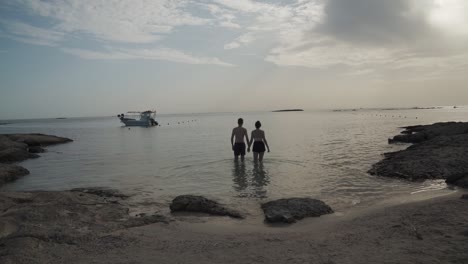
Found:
<box><xmin>164</xmin><ymin>119</ymin><xmax>198</xmax><ymax>126</ymax></box>
<box><xmin>358</xmin><ymin>113</ymin><xmax>418</xmax><ymax>119</ymax></box>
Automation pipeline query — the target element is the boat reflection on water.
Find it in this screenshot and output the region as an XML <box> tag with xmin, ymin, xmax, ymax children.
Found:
<box><xmin>232</xmin><ymin>161</ymin><xmax>270</xmax><ymax>198</ymax></box>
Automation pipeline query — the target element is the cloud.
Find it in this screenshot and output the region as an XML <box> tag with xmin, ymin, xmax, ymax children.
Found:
<box><xmin>19</xmin><ymin>0</ymin><xmax>210</xmax><ymax>44</ymax></box>
<box><xmin>2</xmin><ymin>0</ymin><xmax>468</xmax><ymax>75</ymax></box>
<box><xmin>201</xmin><ymin>3</ymin><xmax>241</xmax><ymax>29</ymax></box>
<box><xmin>62</xmin><ymin>47</ymin><xmax>233</xmax><ymax>66</ymax></box>
<box><xmin>251</xmin><ymin>0</ymin><xmax>468</xmax><ymax>80</ymax></box>
<box><xmin>317</xmin><ymin>0</ymin><xmax>432</xmax><ymax>45</ymax></box>
<box><xmin>0</xmin><ymin>20</ymin><xmax>64</xmax><ymax>46</ymax></box>
<box><xmin>224</xmin><ymin>33</ymin><xmax>255</xmax><ymax>50</ymax></box>
<box><xmin>1</xmin><ymin>0</ymin><xmax>239</xmax><ymax>66</ymax></box>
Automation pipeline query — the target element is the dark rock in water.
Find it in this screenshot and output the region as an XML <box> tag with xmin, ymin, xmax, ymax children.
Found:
<box><xmin>170</xmin><ymin>195</ymin><xmax>243</xmax><ymax>219</ymax></box>
<box><xmin>371</xmin><ymin>122</ymin><xmax>468</xmax><ymax>188</ymax></box>
<box><xmin>451</xmin><ymin>177</ymin><xmax>468</xmax><ymax>188</ymax></box>
<box><xmin>28</xmin><ymin>153</ymin><xmax>40</xmax><ymax>159</ymax></box>
<box><xmin>461</xmin><ymin>194</ymin><xmax>468</xmax><ymax>200</ymax></box>
<box><xmin>0</xmin><ymin>134</ymin><xmax>71</xmax><ymax>163</ymax></box>
<box><xmin>389</xmin><ymin>122</ymin><xmax>468</xmax><ymax>144</ymax></box>
<box><xmin>0</xmin><ymin>147</ymin><xmax>31</xmax><ymax>163</ymax></box>
<box><xmin>28</xmin><ymin>146</ymin><xmax>45</xmax><ymax>153</ymax></box>
<box><xmin>0</xmin><ymin>164</ymin><xmax>30</xmax><ymax>186</ymax></box>
<box><xmin>389</xmin><ymin>133</ymin><xmax>427</xmax><ymax>144</ymax></box>
<box><xmin>0</xmin><ymin>133</ymin><xmax>73</xmax><ymax>185</ymax></box>
<box><xmin>6</xmin><ymin>133</ymin><xmax>73</xmax><ymax>146</ymax></box>
<box><xmin>0</xmin><ymin>135</ymin><xmax>28</xmax><ymax>150</ymax></box>
<box><xmin>261</xmin><ymin>198</ymin><xmax>333</xmax><ymax>223</ymax></box>
<box><xmin>446</xmin><ymin>174</ymin><xmax>468</xmax><ymax>188</ymax></box>
<box><xmin>370</xmin><ymin>133</ymin><xmax>468</xmax><ymax>185</ymax></box>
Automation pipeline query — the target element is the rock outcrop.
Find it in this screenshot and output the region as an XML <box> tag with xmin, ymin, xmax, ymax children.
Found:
<box><xmin>0</xmin><ymin>164</ymin><xmax>30</xmax><ymax>186</ymax></box>
<box><xmin>370</xmin><ymin>122</ymin><xmax>468</xmax><ymax>188</ymax></box>
<box><xmin>0</xmin><ymin>189</ymin><xmax>168</xmax><ymax>262</ymax></box>
<box><xmin>5</xmin><ymin>133</ymin><xmax>73</xmax><ymax>147</ymax></box>
<box><xmin>388</xmin><ymin>122</ymin><xmax>468</xmax><ymax>144</ymax></box>
<box><xmin>261</xmin><ymin>198</ymin><xmax>333</xmax><ymax>223</ymax></box>
<box><xmin>0</xmin><ymin>133</ymin><xmax>72</xmax><ymax>187</ymax></box>
<box><xmin>170</xmin><ymin>195</ymin><xmax>243</xmax><ymax>219</ymax></box>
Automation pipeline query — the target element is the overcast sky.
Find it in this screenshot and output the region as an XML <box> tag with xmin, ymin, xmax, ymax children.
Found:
<box><xmin>1</xmin><ymin>0</ymin><xmax>468</xmax><ymax>119</ymax></box>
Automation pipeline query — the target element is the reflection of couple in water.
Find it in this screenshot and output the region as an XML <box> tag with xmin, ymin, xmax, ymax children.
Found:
<box><xmin>232</xmin><ymin>156</ymin><xmax>270</xmax><ymax>196</ymax></box>
<box><xmin>230</xmin><ymin>118</ymin><xmax>270</xmax><ymax>162</ymax></box>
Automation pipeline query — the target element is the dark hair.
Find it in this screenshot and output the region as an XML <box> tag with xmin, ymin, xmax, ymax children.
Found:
<box><xmin>255</xmin><ymin>121</ymin><xmax>261</xmax><ymax>129</ymax></box>
<box><xmin>238</xmin><ymin>118</ymin><xmax>243</xmax><ymax>125</ymax></box>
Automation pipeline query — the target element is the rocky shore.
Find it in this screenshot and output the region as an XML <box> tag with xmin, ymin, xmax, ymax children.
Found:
<box><xmin>0</xmin><ymin>134</ymin><xmax>72</xmax><ymax>186</ymax></box>
<box><xmin>369</xmin><ymin>122</ymin><xmax>468</xmax><ymax>187</ymax></box>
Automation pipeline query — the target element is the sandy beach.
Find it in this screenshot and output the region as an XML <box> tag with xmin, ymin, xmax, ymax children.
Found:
<box><xmin>1</xmin><ymin>189</ymin><xmax>467</xmax><ymax>264</ymax></box>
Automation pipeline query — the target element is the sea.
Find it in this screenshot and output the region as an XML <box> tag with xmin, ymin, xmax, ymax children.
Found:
<box><xmin>1</xmin><ymin>107</ymin><xmax>467</xmax><ymax>214</ymax></box>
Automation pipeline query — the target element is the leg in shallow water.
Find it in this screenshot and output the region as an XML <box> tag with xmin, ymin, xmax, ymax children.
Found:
<box><xmin>253</xmin><ymin>152</ymin><xmax>259</xmax><ymax>162</ymax></box>
<box><xmin>259</xmin><ymin>152</ymin><xmax>265</xmax><ymax>162</ymax></box>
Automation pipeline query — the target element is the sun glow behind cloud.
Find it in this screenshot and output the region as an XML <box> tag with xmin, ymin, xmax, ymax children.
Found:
<box><xmin>429</xmin><ymin>0</ymin><xmax>468</xmax><ymax>35</ymax></box>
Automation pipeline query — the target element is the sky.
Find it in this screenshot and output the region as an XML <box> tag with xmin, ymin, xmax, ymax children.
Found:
<box><xmin>1</xmin><ymin>0</ymin><xmax>468</xmax><ymax>119</ymax></box>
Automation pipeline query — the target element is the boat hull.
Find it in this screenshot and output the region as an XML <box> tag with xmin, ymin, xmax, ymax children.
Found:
<box><xmin>121</xmin><ymin>119</ymin><xmax>155</xmax><ymax>127</ymax></box>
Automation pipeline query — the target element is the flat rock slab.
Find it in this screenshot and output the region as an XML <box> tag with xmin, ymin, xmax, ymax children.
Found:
<box><xmin>5</xmin><ymin>133</ymin><xmax>73</xmax><ymax>146</ymax></box>
<box><xmin>389</xmin><ymin>122</ymin><xmax>468</xmax><ymax>144</ymax></box>
<box><xmin>0</xmin><ymin>133</ymin><xmax>73</xmax><ymax>187</ymax></box>
<box><xmin>0</xmin><ymin>164</ymin><xmax>29</xmax><ymax>186</ymax></box>
<box><xmin>170</xmin><ymin>195</ymin><xmax>243</xmax><ymax>219</ymax></box>
<box><xmin>0</xmin><ymin>134</ymin><xmax>72</xmax><ymax>163</ymax></box>
<box><xmin>370</xmin><ymin>122</ymin><xmax>468</xmax><ymax>189</ymax></box>
<box><xmin>0</xmin><ymin>189</ymin><xmax>168</xmax><ymax>262</ymax></box>
<box><xmin>261</xmin><ymin>198</ymin><xmax>333</xmax><ymax>223</ymax></box>
<box><xmin>370</xmin><ymin>134</ymin><xmax>468</xmax><ymax>182</ymax></box>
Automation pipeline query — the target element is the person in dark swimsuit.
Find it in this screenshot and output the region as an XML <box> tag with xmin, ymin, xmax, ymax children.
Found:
<box><xmin>231</xmin><ymin>118</ymin><xmax>249</xmax><ymax>162</ymax></box>
<box><xmin>248</xmin><ymin>121</ymin><xmax>270</xmax><ymax>162</ymax></box>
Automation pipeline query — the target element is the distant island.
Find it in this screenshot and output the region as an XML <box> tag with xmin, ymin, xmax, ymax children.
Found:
<box><xmin>272</xmin><ymin>109</ymin><xmax>304</xmax><ymax>112</ymax></box>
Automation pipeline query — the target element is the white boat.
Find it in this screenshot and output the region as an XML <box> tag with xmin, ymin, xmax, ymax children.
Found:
<box><xmin>117</xmin><ymin>110</ymin><xmax>158</xmax><ymax>127</ymax></box>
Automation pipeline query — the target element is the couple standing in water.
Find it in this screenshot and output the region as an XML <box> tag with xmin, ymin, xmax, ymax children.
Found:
<box><xmin>231</xmin><ymin>118</ymin><xmax>270</xmax><ymax>162</ymax></box>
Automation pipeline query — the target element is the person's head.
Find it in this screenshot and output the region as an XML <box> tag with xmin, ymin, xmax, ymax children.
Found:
<box><xmin>238</xmin><ymin>118</ymin><xmax>243</xmax><ymax>126</ymax></box>
<box><xmin>255</xmin><ymin>121</ymin><xmax>261</xmax><ymax>129</ymax></box>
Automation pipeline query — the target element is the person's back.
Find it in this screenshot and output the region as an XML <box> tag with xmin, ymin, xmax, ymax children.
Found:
<box><xmin>248</xmin><ymin>121</ymin><xmax>270</xmax><ymax>162</ymax></box>
<box><xmin>251</xmin><ymin>129</ymin><xmax>264</xmax><ymax>141</ymax></box>
<box><xmin>232</xmin><ymin>126</ymin><xmax>247</xmax><ymax>143</ymax></box>
<box><xmin>231</xmin><ymin>118</ymin><xmax>249</xmax><ymax>161</ymax></box>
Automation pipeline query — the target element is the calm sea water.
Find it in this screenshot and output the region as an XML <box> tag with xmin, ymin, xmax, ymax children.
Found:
<box><xmin>1</xmin><ymin>108</ymin><xmax>467</xmax><ymax>212</ymax></box>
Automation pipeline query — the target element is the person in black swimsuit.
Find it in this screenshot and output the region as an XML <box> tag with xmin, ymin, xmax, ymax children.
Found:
<box><xmin>248</xmin><ymin>121</ymin><xmax>270</xmax><ymax>162</ymax></box>
<box><xmin>231</xmin><ymin>118</ymin><xmax>250</xmax><ymax>162</ymax></box>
